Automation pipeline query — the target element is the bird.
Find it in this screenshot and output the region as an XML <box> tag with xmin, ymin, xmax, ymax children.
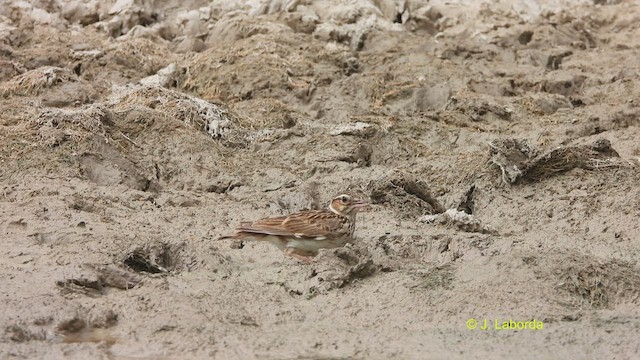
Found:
<box><xmin>220</xmin><ymin>193</ymin><xmax>368</xmax><ymax>263</ymax></box>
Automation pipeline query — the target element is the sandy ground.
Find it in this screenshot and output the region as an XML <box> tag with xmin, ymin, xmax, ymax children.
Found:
<box><xmin>2</xmin><ymin>0</ymin><xmax>640</xmax><ymax>359</ymax></box>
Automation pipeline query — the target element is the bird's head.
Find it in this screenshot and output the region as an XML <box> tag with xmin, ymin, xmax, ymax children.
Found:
<box><xmin>328</xmin><ymin>193</ymin><xmax>368</xmax><ymax>217</ymax></box>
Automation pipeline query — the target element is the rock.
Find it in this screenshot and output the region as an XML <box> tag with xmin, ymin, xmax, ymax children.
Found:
<box><xmin>284</xmin><ymin>11</ymin><xmax>319</xmax><ymax>34</ymax></box>
<box><xmin>104</xmin><ymin>0</ymin><xmax>159</xmax><ymax>37</ymax></box>
<box><xmin>419</xmin><ymin>209</ymin><xmax>497</xmax><ymax>234</ymax></box>
<box><xmin>540</xmin><ymin>73</ymin><xmax>587</xmax><ymax>97</ymax></box>
<box><xmin>62</xmin><ymin>0</ymin><xmax>100</xmax><ymax>26</ymax></box>
<box><xmin>108</xmin><ymin>0</ymin><xmax>135</xmax><ymax>15</ymax></box>
<box><xmin>172</xmin><ymin>36</ymin><xmax>205</xmax><ymax>53</ymax></box>
<box><xmin>139</xmin><ymin>63</ymin><xmax>186</xmax><ymax>87</ymax></box>
<box><xmin>175</xmin><ymin>9</ymin><xmax>206</xmax><ymax>37</ymax></box>
<box><xmin>329</xmin><ymin>122</ymin><xmax>376</xmax><ymax>137</ymax></box>
<box><xmin>526</xmin><ymin>93</ymin><xmax>572</xmax><ymax>115</ymax></box>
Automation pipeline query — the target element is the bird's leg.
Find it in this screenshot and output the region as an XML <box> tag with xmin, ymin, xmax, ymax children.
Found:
<box><xmin>284</xmin><ymin>248</ymin><xmax>315</xmax><ymax>264</ymax></box>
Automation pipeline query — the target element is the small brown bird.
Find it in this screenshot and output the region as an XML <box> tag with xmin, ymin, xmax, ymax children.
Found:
<box><xmin>220</xmin><ymin>194</ymin><xmax>368</xmax><ymax>263</ymax></box>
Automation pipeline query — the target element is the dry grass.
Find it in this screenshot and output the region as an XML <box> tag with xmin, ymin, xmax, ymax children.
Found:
<box><xmin>0</xmin><ymin>67</ymin><xmax>78</xmax><ymax>98</ymax></box>
<box><xmin>554</xmin><ymin>255</ymin><xmax>640</xmax><ymax>309</ymax></box>
<box><xmin>182</xmin><ymin>31</ymin><xmax>347</xmax><ymax>104</ymax></box>
<box><xmin>489</xmin><ymin>138</ymin><xmax>632</xmax><ymax>184</ymax></box>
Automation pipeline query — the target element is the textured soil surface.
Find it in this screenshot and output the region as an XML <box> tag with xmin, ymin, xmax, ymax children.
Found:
<box><xmin>2</xmin><ymin>0</ymin><xmax>640</xmax><ymax>359</ymax></box>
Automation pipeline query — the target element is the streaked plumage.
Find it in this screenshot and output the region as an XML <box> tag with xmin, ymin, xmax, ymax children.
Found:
<box><xmin>220</xmin><ymin>194</ymin><xmax>367</xmax><ymax>263</ymax></box>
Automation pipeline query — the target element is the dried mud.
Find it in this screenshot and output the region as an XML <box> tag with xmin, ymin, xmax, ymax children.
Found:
<box><xmin>2</xmin><ymin>0</ymin><xmax>640</xmax><ymax>359</ymax></box>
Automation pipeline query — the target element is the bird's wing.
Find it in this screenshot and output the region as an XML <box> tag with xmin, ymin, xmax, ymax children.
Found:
<box><xmin>236</xmin><ymin>211</ymin><xmax>343</xmax><ymax>239</ymax></box>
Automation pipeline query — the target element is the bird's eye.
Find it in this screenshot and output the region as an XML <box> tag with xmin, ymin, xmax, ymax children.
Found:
<box><xmin>340</xmin><ymin>195</ymin><xmax>349</xmax><ymax>203</ymax></box>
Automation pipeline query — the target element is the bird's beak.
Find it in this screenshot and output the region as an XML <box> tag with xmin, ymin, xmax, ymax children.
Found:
<box><xmin>353</xmin><ymin>200</ymin><xmax>369</xmax><ymax>208</ymax></box>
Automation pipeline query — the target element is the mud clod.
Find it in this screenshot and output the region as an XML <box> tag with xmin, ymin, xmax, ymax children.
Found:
<box><xmin>337</xmin><ymin>143</ymin><xmax>372</xmax><ymax>166</ymax></box>
<box><xmin>330</xmin><ymin>122</ymin><xmax>377</xmax><ymax>137</ymax></box>
<box><xmin>489</xmin><ymin>138</ymin><xmax>628</xmax><ymax>184</ymax></box>
<box><xmin>57</xmin><ymin>277</ymin><xmax>104</xmax><ymax>297</ymax></box>
<box><xmin>56</xmin><ymin>315</ymin><xmax>117</xmax><ymax>344</ymax></box>
<box><xmin>308</xmin><ymin>245</ymin><xmax>376</xmax><ymax>294</ymax></box>
<box><xmin>369</xmin><ymin>172</ymin><xmax>445</xmax><ymax>217</ymax></box>
<box><xmin>58</xmin><ymin>264</ymin><xmax>143</xmax><ymax>295</ymax></box>
<box><xmin>5</xmin><ymin>325</ymin><xmax>47</xmax><ymax>342</ymax></box>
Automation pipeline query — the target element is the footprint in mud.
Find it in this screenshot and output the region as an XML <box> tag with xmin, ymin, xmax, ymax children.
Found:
<box><xmin>80</xmin><ymin>153</ymin><xmax>151</xmax><ymax>191</ymax></box>
<box><xmin>56</xmin><ymin>242</ymin><xmax>204</xmax><ymax>297</ymax></box>
<box><xmin>121</xmin><ymin>241</ymin><xmax>202</xmax><ymax>274</ymax></box>
<box><xmin>56</xmin><ymin>311</ymin><xmax>119</xmax><ymax>345</ymax></box>
<box><xmin>6</xmin><ymin>218</ymin><xmax>28</xmax><ymax>232</ymax></box>
<box><xmin>57</xmin><ymin>264</ymin><xmax>143</xmax><ymax>297</ymax></box>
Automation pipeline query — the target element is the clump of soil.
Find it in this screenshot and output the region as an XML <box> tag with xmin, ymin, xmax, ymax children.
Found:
<box><xmin>369</xmin><ymin>171</ymin><xmax>446</xmax><ymax>218</ymax></box>
<box><xmin>489</xmin><ymin>137</ymin><xmax>630</xmax><ymax>184</ymax></box>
